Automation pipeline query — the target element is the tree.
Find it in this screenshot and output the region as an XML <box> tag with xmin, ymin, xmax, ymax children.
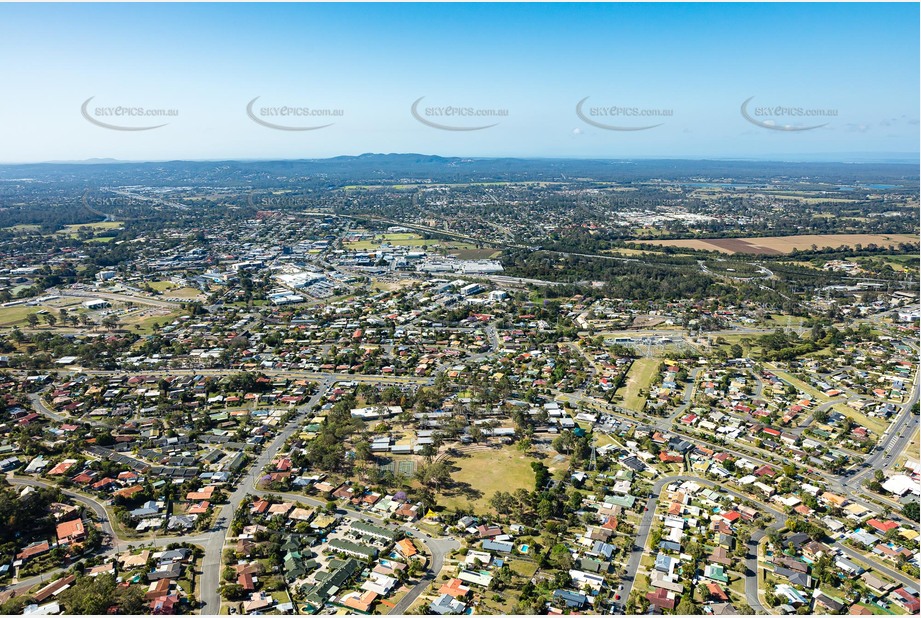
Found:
<box><xmin>531</xmin><ymin>461</ymin><xmax>551</xmax><ymax>490</ymax></box>
<box><xmin>353</xmin><ymin>440</ymin><xmax>373</xmax><ymax>464</ymax></box>
<box><xmin>415</xmin><ymin>460</ymin><xmax>451</xmax><ymax>490</ymax></box>
<box><xmin>903</xmin><ymin>501</ymin><xmax>919</xmax><ymax>521</ymax></box>
<box><xmin>469</xmin><ymin>424</ymin><xmax>484</xmax><ymax>443</ymax></box>
<box><xmin>489</xmin><ymin>491</ymin><xmax>514</xmax><ymax>516</ymax></box>
<box><xmin>675</xmin><ymin>594</ymin><xmax>699</xmax><ymax>615</ymax></box>
<box><xmin>420</xmin><ymin>443</ymin><xmax>437</xmax><ymax>464</ymax></box>
<box><xmin>219</xmin><ymin>583</ymin><xmax>246</xmax><ymax>601</ymax></box>
<box><xmin>58</xmin><ymin>573</ymin><xmax>118</xmax><ymax>614</ymax></box>
<box><xmin>548</xmin><ymin>544</ymin><xmax>573</xmax><ymax>570</ymax></box>
<box><xmin>42</xmin><ymin>313</ymin><xmax>57</xmax><ymax>327</ymax></box>
<box><xmin>26</xmin><ymin>313</ymin><xmax>39</xmax><ymax>328</ymax></box>
<box><xmin>415</xmin><ymin>487</ymin><xmax>437</xmax><ymax>513</ymax></box>
<box><xmin>697</xmin><ymin>582</ymin><xmax>711</xmax><ymax>602</ymax></box>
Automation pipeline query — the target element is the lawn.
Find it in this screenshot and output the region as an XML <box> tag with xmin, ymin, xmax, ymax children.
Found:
<box><xmin>167</xmin><ymin>287</ymin><xmax>204</xmax><ymax>299</ymax></box>
<box><xmin>445</xmin><ymin>246</ymin><xmax>502</xmax><ymax>260</ymax></box>
<box><xmin>0</xmin><ymin>305</ymin><xmax>45</xmax><ymax>327</ymax></box>
<box><xmin>768</xmin><ymin>314</ymin><xmax>808</xmax><ymax>328</ymax></box>
<box><xmin>437</xmin><ymin>446</ymin><xmax>540</xmax><ymax>514</ymax></box>
<box><xmin>508</xmin><ymin>559</ymin><xmax>539</xmax><ymax>578</ymax></box>
<box><xmin>59</xmin><ymin>221</ymin><xmax>124</xmax><ymax>231</ymax></box>
<box><xmin>147</xmin><ymin>280</ymin><xmax>177</xmax><ymax>291</ymax></box>
<box><xmin>854</xmin><ymin>603</ymin><xmax>895</xmax><ymax>615</ymax></box>
<box><xmin>124</xmin><ymin>310</ymin><xmax>185</xmax><ymax>334</ymax></box>
<box><xmin>716</xmin><ymin>334</ymin><xmax>763</xmax><ymax>357</ymax></box>
<box><xmin>615</xmin><ymin>357</ymin><xmax>661</xmax><ymax>412</ymax></box>
<box><xmin>54</xmin><ymin>221</ymin><xmax>124</xmax><ymax>238</ymax></box>
<box><xmin>345</xmin><ymin>233</ymin><xmax>447</xmax><ymax>251</ymax></box>
<box><xmin>727</xmin><ymin>573</ymin><xmax>746</xmax><ymax>600</ymax></box>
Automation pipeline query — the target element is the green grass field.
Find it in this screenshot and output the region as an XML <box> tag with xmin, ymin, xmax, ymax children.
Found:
<box><xmin>0</xmin><ymin>305</ymin><xmax>46</xmax><ymax>326</ymax></box>
<box><xmin>345</xmin><ymin>234</ymin><xmax>445</xmax><ymax>250</ymax></box>
<box><xmin>344</xmin><ymin>233</ymin><xmax>496</xmax><ymax>257</ymax></box>
<box><xmin>437</xmin><ymin>447</ymin><xmax>538</xmax><ymax>513</ymax></box>
<box><xmin>54</xmin><ymin>221</ymin><xmax>124</xmax><ymax>238</ymax></box>
<box><xmin>147</xmin><ymin>280</ymin><xmax>177</xmax><ymax>291</ymax></box>
<box><xmin>616</xmin><ymin>357</ymin><xmax>661</xmax><ymax>412</ymax></box>
<box><xmin>768</xmin><ymin>314</ymin><xmax>808</xmax><ymax>328</ymax></box>
<box><xmin>853</xmin><ymin>603</ymin><xmax>894</xmax><ymax>615</ymax></box>
<box><xmin>124</xmin><ymin>310</ymin><xmax>184</xmax><ymax>334</ymax></box>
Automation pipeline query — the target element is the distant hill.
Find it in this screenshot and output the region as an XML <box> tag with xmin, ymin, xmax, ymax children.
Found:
<box><xmin>0</xmin><ymin>154</ymin><xmax>917</xmax><ymax>188</ymax></box>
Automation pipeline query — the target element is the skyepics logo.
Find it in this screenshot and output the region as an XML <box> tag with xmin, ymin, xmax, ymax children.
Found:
<box><xmin>246</xmin><ymin>97</ymin><xmax>343</xmax><ymax>131</ymax></box>
<box><xmin>740</xmin><ymin>96</ymin><xmax>836</xmax><ymax>132</ymax></box>
<box><xmin>82</xmin><ymin>189</ymin><xmax>151</xmax><ymax>221</ymax></box>
<box><xmin>81</xmin><ymin>97</ymin><xmax>177</xmax><ymax>131</ymax></box>
<box><xmin>410</xmin><ymin>97</ymin><xmax>507</xmax><ymax>131</ymax></box>
<box><xmin>576</xmin><ymin>97</ymin><xmax>672</xmax><ymax>131</ymax></box>
<box><xmin>246</xmin><ymin>191</ymin><xmax>314</xmax><ymax>208</ymax></box>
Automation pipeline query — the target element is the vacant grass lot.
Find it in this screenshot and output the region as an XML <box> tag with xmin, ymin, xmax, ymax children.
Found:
<box><xmin>438</xmin><ymin>447</ymin><xmax>537</xmax><ymax>513</ymax></box>
<box><xmin>167</xmin><ymin>287</ymin><xmax>205</xmax><ymax>299</ymax></box>
<box><xmin>616</xmin><ymin>357</ymin><xmax>661</xmax><ymax>412</ymax></box>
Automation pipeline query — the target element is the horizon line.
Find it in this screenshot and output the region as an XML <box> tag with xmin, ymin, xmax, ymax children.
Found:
<box><xmin>1</xmin><ymin>152</ymin><xmax>920</xmax><ymax>167</ymax></box>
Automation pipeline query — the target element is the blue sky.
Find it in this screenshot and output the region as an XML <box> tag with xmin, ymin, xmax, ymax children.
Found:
<box><xmin>0</xmin><ymin>2</ymin><xmax>917</xmax><ymax>162</ymax></box>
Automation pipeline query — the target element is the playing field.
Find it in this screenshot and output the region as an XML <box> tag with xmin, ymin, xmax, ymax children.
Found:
<box><xmin>616</xmin><ymin>357</ymin><xmax>661</xmax><ymax>412</ymax></box>
<box><xmin>437</xmin><ymin>447</ymin><xmax>540</xmax><ymax>513</ymax></box>
<box><xmin>55</xmin><ymin>221</ymin><xmax>124</xmax><ymax>238</ymax></box>
<box><xmin>0</xmin><ymin>305</ymin><xmax>45</xmax><ymax>327</ymax></box>
<box><xmin>345</xmin><ymin>232</ymin><xmax>445</xmax><ymax>250</ymax></box>
<box><xmin>636</xmin><ymin>233</ymin><xmax>918</xmax><ymax>255</ymax></box>
<box><xmin>147</xmin><ymin>280</ymin><xmax>176</xmax><ymax>291</ymax></box>
<box><xmin>123</xmin><ymin>310</ymin><xmax>185</xmax><ymax>334</ymax></box>
<box><xmin>166</xmin><ymin>287</ymin><xmax>205</xmax><ymax>299</ymax></box>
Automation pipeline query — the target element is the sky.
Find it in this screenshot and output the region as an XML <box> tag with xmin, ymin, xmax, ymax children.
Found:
<box><xmin>0</xmin><ymin>2</ymin><xmax>918</xmax><ymax>163</ymax></box>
